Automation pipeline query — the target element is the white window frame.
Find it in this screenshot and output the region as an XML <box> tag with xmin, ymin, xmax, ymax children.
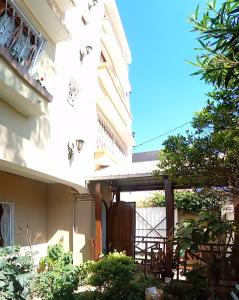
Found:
<box><xmin>0</xmin><ymin>202</ymin><xmax>14</xmax><ymax>246</ymax></box>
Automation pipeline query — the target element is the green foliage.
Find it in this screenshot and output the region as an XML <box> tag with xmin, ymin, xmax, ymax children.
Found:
<box><xmin>163</xmin><ymin>280</ymin><xmax>207</xmax><ymax>300</ymax></box>
<box><xmin>74</xmin><ymin>291</ymin><xmax>103</xmax><ymax>300</ymax></box>
<box><xmin>176</xmin><ymin>212</ymin><xmax>235</xmax><ymax>252</ymax></box>
<box><xmin>88</xmin><ymin>252</ymin><xmax>135</xmax><ymax>297</ymax></box>
<box><xmin>0</xmin><ymin>246</ymin><xmax>35</xmax><ymax>300</ymax></box>
<box><xmin>33</xmin><ymin>244</ymin><xmax>80</xmax><ymax>300</ymax></box>
<box><xmin>81</xmin><ymin>252</ymin><xmax>154</xmax><ymax>300</ymax></box>
<box><xmin>140</xmin><ymin>190</ymin><xmax>226</xmax><ymax>213</ymax></box>
<box><xmin>189</xmin><ymin>0</ymin><xmax>239</xmax><ymax>89</ymax></box>
<box><xmin>155</xmin><ymin>3</ymin><xmax>239</xmax><ymax>201</ymax></box>
<box><xmin>78</xmin><ymin>260</ymin><xmax>95</xmax><ymax>287</ymax></box>
<box><xmin>184</xmin><ymin>268</ymin><xmax>206</xmax><ymax>287</ymax></box>
<box><xmin>175</xmin><ymin>212</ymin><xmax>236</xmax><ymax>293</ymax></box>
<box><xmin>138</xmin><ymin>192</ymin><xmax>166</xmax><ymax>208</ymax></box>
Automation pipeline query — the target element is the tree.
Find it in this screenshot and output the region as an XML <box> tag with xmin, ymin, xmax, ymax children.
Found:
<box><xmin>155</xmin><ymin>0</ymin><xmax>239</xmax><ymax>238</ymax></box>
<box><xmin>189</xmin><ymin>0</ymin><xmax>239</xmax><ymax>88</ymax></box>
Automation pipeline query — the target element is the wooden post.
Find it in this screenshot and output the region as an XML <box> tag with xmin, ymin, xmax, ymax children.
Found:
<box><xmin>116</xmin><ymin>188</ymin><xmax>120</xmax><ymax>202</ymax></box>
<box><xmin>164</xmin><ymin>176</ymin><xmax>174</xmax><ymax>278</ymax></box>
<box><xmin>94</xmin><ymin>182</ymin><xmax>102</xmax><ymax>259</ymax></box>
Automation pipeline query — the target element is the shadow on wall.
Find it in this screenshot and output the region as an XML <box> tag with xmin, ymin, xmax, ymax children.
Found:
<box><xmin>0</xmin><ymin>128</ymin><xmax>26</xmax><ymax>167</ymax></box>
<box><xmin>0</xmin><ymin>99</ymin><xmax>51</xmax><ymax>166</ymax></box>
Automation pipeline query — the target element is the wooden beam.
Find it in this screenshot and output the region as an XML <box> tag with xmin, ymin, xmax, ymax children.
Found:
<box><xmin>94</xmin><ymin>182</ymin><xmax>102</xmax><ymax>259</ymax></box>
<box><xmin>116</xmin><ymin>188</ymin><xmax>120</xmax><ymax>202</ymax></box>
<box><xmin>164</xmin><ymin>176</ymin><xmax>174</xmax><ymax>278</ymax></box>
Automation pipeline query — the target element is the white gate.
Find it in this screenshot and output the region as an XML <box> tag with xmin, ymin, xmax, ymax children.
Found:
<box><xmin>135</xmin><ymin>207</ymin><xmax>178</xmax><ymax>255</ymax></box>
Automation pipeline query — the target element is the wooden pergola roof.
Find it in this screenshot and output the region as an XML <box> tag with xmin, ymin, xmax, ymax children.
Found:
<box><xmin>86</xmin><ymin>160</ymin><xmax>165</xmax><ymax>191</ymax></box>
<box><xmin>87</xmin><ymin>154</ymin><xmax>175</xmax><ymax>277</ymax></box>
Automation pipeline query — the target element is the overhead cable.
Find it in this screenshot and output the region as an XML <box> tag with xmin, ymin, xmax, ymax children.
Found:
<box><xmin>133</xmin><ymin>121</ymin><xmax>191</xmax><ymax>150</ymax></box>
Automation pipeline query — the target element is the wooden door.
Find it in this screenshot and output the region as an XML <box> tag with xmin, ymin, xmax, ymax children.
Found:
<box><xmin>107</xmin><ymin>201</ymin><xmax>135</xmax><ymax>256</ymax></box>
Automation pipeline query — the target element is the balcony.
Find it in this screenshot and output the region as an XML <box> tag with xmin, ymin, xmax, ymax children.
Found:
<box><xmin>95</xmin><ymin>118</ymin><xmax>127</xmax><ymax>168</ymax></box>
<box><xmin>98</xmin><ymin>62</ymin><xmax>131</xmax><ymax>127</ymax></box>
<box><xmin>0</xmin><ymin>46</ymin><xmax>52</xmax><ymax>116</ymax></box>
<box><xmin>23</xmin><ymin>0</ymin><xmax>71</xmax><ymax>43</ymax></box>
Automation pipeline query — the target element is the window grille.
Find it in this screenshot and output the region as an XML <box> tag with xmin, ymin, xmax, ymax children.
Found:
<box><xmin>0</xmin><ymin>0</ymin><xmax>44</xmax><ymax>69</ymax></box>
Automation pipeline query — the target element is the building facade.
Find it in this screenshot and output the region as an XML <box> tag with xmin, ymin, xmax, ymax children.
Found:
<box><xmin>0</xmin><ymin>0</ymin><xmax>133</xmax><ymax>263</ymax></box>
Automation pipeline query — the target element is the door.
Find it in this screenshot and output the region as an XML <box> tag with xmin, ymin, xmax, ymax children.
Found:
<box><xmin>107</xmin><ymin>201</ymin><xmax>135</xmax><ymax>256</ymax></box>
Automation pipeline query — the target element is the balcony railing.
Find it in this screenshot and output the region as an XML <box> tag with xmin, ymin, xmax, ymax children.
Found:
<box><xmin>97</xmin><ymin>118</ymin><xmax>127</xmax><ymax>162</ymax></box>
<box><xmin>0</xmin><ymin>0</ymin><xmax>43</xmax><ymax>70</ymax></box>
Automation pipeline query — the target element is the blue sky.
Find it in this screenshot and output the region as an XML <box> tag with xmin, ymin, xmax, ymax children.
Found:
<box><xmin>117</xmin><ymin>0</ymin><xmax>211</xmax><ymax>153</ymax></box>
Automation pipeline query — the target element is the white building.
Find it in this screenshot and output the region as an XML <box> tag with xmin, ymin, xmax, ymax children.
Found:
<box><xmin>0</xmin><ymin>0</ymin><xmax>133</xmax><ymax>263</ymax></box>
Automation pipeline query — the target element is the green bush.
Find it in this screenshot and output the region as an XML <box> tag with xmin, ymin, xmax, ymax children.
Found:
<box><xmin>139</xmin><ymin>190</ymin><xmax>226</xmax><ymax>213</ymax></box>
<box><xmin>74</xmin><ymin>291</ymin><xmax>103</xmax><ymax>300</ymax></box>
<box><xmin>88</xmin><ymin>252</ymin><xmax>136</xmax><ymax>289</ymax></box>
<box><xmin>0</xmin><ymin>246</ymin><xmax>35</xmax><ymax>300</ymax></box>
<box><xmin>163</xmin><ymin>280</ymin><xmax>207</xmax><ymax>300</ymax></box>
<box><xmin>81</xmin><ymin>252</ymin><xmax>157</xmax><ymax>300</ymax></box>
<box><xmin>33</xmin><ymin>244</ymin><xmax>80</xmax><ymax>300</ymax></box>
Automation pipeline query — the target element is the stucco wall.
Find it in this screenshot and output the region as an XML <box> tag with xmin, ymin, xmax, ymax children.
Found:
<box><xmin>0</xmin><ymin>171</ymin><xmax>48</xmax><ymax>246</ymax></box>
<box><xmin>0</xmin><ymin>172</ymin><xmax>95</xmax><ymax>263</ymax></box>
<box><xmin>74</xmin><ymin>199</ymin><xmax>95</xmax><ymax>264</ymax></box>
<box><xmin>47</xmin><ymin>184</ymin><xmax>74</xmax><ymax>252</ymax></box>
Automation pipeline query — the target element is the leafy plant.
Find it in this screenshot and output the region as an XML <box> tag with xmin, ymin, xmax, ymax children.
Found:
<box><xmin>74</xmin><ymin>291</ymin><xmax>103</xmax><ymax>300</ymax></box>
<box><xmin>88</xmin><ymin>252</ymin><xmax>135</xmax><ymax>296</ymax></box>
<box><xmin>81</xmin><ymin>252</ymin><xmax>154</xmax><ymax>300</ymax></box>
<box><xmin>163</xmin><ymin>280</ymin><xmax>208</xmax><ymax>300</ymax></box>
<box><xmin>176</xmin><ymin>212</ymin><xmax>234</xmax><ymax>252</ymax></box>
<box><xmin>0</xmin><ymin>246</ymin><xmax>35</xmax><ymax>300</ymax></box>
<box><xmin>175</xmin><ymin>212</ymin><xmax>236</xmax><ymax>298</ymax></box>
<box><xmin>189</xmin><ymin>0</ymin><xmax>239</xmax><ymax>89</ymax></box>
<box><xmin>33</xmin><ymin>244</ymin><xmax>80</xmax><ymax>300</ymax></box>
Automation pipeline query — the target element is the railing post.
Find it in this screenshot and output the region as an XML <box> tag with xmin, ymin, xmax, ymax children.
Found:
<box><xmin>145</xmin><ymin>241</ymin><xmax>148</xmax><ymax>277</ymax></box>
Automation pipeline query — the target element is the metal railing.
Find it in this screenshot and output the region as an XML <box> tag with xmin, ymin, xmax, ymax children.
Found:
<box><xmin>97</xmin><ymin>118</ymin><xmax>127</xmax><ymax>161</ymax></box>
<box><xmin>0</xmin><ymin>0</ymin><xmax>43</xmax><ymax>69</ymax></box>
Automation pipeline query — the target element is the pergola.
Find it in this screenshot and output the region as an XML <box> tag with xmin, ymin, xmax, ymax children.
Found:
<box><xmin>87</xmin><ymin>159</ymin><xmax>177</xmax><ymax>277</ymax></box>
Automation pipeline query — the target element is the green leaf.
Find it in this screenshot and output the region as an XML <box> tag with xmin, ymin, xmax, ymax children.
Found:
<box><xmin>225</xmin><ymin>69</ymin><xmax>234</xmax><ymax>89</ymax></box>
<box><xmin>195</xmin><ymin>4</ymin><xmax>200</xmax><ymax>20</ymax></box>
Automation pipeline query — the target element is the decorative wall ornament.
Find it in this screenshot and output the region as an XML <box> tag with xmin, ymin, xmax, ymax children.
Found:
<box><xmin>67</xmin><ymin>79</ymin><xmax>80</xmax><ymax>108</ymax></box>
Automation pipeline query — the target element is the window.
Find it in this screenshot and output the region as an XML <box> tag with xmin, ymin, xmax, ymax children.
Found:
<box><xmin>0</xmin><ymin>0</ymin><xmax>44</xmax><ymax>70</ymax></box>
<box><xmin>0</xmin><ymin>202</ymin><xmax>13</xmax><ymax>247</ymax></box>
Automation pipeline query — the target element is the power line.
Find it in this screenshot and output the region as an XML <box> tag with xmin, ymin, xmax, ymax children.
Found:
<box><xmin>133</xmin><ymin>121</ymin><xmax>191</xmax><ymax>150</ymax></box>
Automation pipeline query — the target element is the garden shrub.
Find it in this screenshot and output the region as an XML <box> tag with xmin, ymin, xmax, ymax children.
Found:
<box><xmin>88</xmin><ymin>252</ymin><xmax>136</xmax><ymax>289</ymax></box>
<box><xmin>74</xmin><ymin>290</ymin><xmax>103</xmax><ymax>300</ymax></box>
<box><xmin>33</xmin><ymin>244</ymin><xmax>80</xmax><ymax>300</ymax></box>
<box><xmin>163</xmin><ymin>280</ymin><xmax>208</xmax><ymax>300</ymax></box>
<box><xmin>139</xmin><ymin>190</ymin><xmax>226</xmax><ymax>214</ymax></box>
<box><xmin>81</xmin><ymin>252</ymin><xmax>158</xmax><ymax>300</ymax></box>
<box><xmin>0</xmin><ymin>246</ymin><xmax>35</xmax><ymax>300</ymax></box>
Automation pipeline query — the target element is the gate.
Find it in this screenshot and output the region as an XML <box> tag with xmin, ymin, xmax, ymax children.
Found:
<box><xmin>107</xmin><ymin>201</ymin><xmax>135</xmax><ymax>256</ymax></box>
<box><xmin>135</xmin><ymin>207</ymin><xmax>167</xmax><ymax>253</ymax></box>
<box><xmin>134</xmin><ymin>207</ymin><xmax>178</xmax><ymax>277</ymax></box>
